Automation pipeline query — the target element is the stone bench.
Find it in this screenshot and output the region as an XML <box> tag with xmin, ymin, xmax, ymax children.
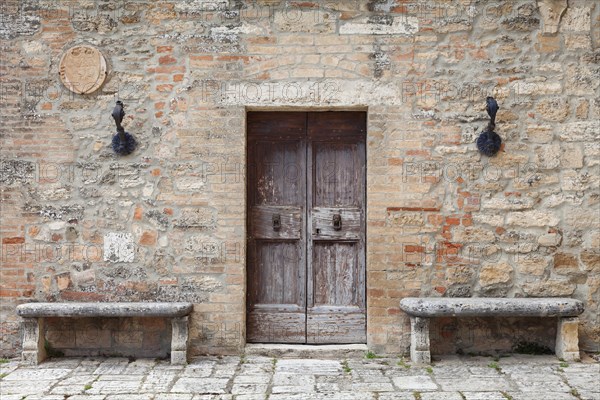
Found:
<box><xmin>399</xmin><ymin>297</ymin><xmax>584</xmax><ymax>364</ymax></box>
<box><xmin>16</xmin><ymin>302</ymin><xmax>193</xmax><ymax>365</ymax></box>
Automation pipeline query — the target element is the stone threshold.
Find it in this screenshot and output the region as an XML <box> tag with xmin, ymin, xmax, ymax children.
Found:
<box><xmin>244</xmin><ymin>343</ymin><xmax>368</xmax><ymax>359</ymax></box>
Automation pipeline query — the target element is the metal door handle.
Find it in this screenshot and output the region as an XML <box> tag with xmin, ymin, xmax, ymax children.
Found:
<box><xmin>272</xmin><ymin>214</ymin><xmax>281</xmax><ymax>230</ymax></box>
<box><xmin>333</xmin><ymin>214</ymin><xmax>342</xmax><ymax>230</ymax></box>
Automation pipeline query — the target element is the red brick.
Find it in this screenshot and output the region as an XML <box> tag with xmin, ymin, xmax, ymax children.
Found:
<box><xmin>159</xmin><ymin>55</ymin><xmax>177</xmax><ymax>65</ymax></box>
<box><xmin>139</xmin><ymin>231</ymin><xmax>157</xmax><ymax>246</ymax></box>
<box><xmin>2</xmin><ymin>237</ymin><xmax>25</xmax><ymax>244</ymax></box>
<box><xmin>156</xmin><ymin>84</ymin><xmax>173</xmax><ymax>92</ymax></box>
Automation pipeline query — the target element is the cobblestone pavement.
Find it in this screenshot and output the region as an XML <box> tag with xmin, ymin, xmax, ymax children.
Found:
<box><xmin>1</xmin><ymin>355</ymin><xmax>598</xmax><ymax>400</ymax></box>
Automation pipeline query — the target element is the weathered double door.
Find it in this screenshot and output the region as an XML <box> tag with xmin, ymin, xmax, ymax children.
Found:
<box><xmin>247</xmin><ymin>111</ymin><xmax>366</xmax><ymax>344</ymax></box>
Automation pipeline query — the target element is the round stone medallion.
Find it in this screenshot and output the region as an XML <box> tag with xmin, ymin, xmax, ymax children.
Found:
<box><xmin>59</xmin><ymin>45</ymin><xmax>107</xmax><ymax>94</ymax></box>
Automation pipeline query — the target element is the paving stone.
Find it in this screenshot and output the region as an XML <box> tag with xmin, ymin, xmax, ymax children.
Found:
<box><xmin>171</xmin><ymin>378</ymin><xmax>229</xmax><ymax>394</ymax></box>
<box><xmin>123</xmin><ymin>359</ymin><xmax>156</xmax><ymax>375</ymax></box>
<box><xmin>234</xmin><ymin>395</ymin><xmax>268</xmax><ymax>400</ymax></box>
<box><xmin>468</xmin><ymin>366</ymin><xmax>504</xmax><ymax>376</ymax></box>
<box><xmin>0</xmin><ymin>362</ymin><xmax>19</xmax><ymax>375</ymax></box>
<box><xmin>421</xmin><ymin>393</ymin><xmax>465</xmax><ymax>400</ymax></box>
<box><xmin>506</xmin><ymin>393</ymin><xmax>576</xmax><ymax>400</ymax></box>
<box><xmin>577</xmin><ymin>391</ymin><xmax>600</xmax><ymax>400</ymax></box>
<box><xmin>316</xmin><ymin>381</ymin><xmax>341</xmax><ymax>391</ymax></box>
<box><xmin>3</xmin><ymin>368</ymin><xmax>71</xmax><ymax>380</ymax></box>
<box><xmin>212</xmin><ymin>365</ymin><xmax>238</xmax><ymax>378</ymax></box>
<box><xmin>392</xmin><ymin>375</ymin><xmax>438</xmax><ymax>391</ymax></box>
<box><xmin>271</xmin><ymin>384</ymin><xmax>316</xmax><ymax>393</ymax></box>
<box><xmin>230</xmin><ymin>383</ymin><xmax>268</xmax><ymax>394</ymax></box>
<box><xmin>140</xmin><ymin>370</ymin><xmax>179</xmax><ymax>392</ymax></box>
<box><xmin>52</xmin><ymin>374</ymin><xmax>95</xmax><ymax>385</ymax></box>
<box><xmin>155</xmin><ymin>395</ymin><xmax>193</xmax><ymax>400</ymax></box>
<box><xmin>67</xmin><ymin>395</ymin><xmax>107</xmax><ymax>400</ymax></box>
<box><xmin>40</xmin><ymin>358</ymin><xmax>83</xmax><ymax>368</ymax></box>
<box><xmin>232</xmin><ymin>374</ymin><xmax>270</xmax><ymax>384</ymax></box>
<box><xmin>563</xmin><ymin>373</ymin><xmax>600</xmax><ymax>392</ymax></box>
<box><xmin>97</xmin><ymin>374</ymin><xmax>144</xmax><ymax>381</ymax></box>
<box><xmin>181</xmin><ymin>362</ymin><xmax>215</xmax><ymax>378</ymax></box>
<box><xmin>462</xmin><ymin>393</ymin><xmax>507</xmax><ymax>400</ymax></box>
<box><xmin>351</xmin><ymin>381</ymin><xmax>395</xmax><ymax>391</ymax></box>
<box><xmin>105</xmin><ymin>395</ymin><xmax>154</xmax><ymax>400</ymax></box>
<box><xmin>93</xmin><ymin>359</ymin><xmax>130</xmax><ymax>375</ymax></box>
<box><xmin>436</xmin><ymin>377</ymin><xmax>512</xmax><ymax>392</ymax></box>
<box><xmin>273</xmin><ymin>372</ymin><xmax>316</xmax><ymax>386</ymax></box>
<box><xmin>49</xmin><ymin>385</ymin><xmax>85</xmax><ymax>395</ymax></box>
<box><xmin>512</xmin><ymin>373</ymin><xmax>571</xmax><ymax>392</ymax></box>
<box><xmin>86</xmin><ymin>377</ymin><xmax>143</xmax><ymax>394</ymax></box>
<box><xmin>73</xmin><ymin>361</ymin><xmax>103</xmax><ymax>374</ymax></box>
<box><xmin>0</xmin><ymin>380</ymin><xmax>58</xmax><ymax>395</ymax></box>
<box><xmin>270</xmin><ymin>393</ymin><xmax>375</xmax><ymax>400</ymax></box>
<box><xmin>0</xmin><ymin>396</ymin><xmax>25</xmax><ymax>400</ymax></box>
<box><xmin>378</xmin><ymin>393</ymin><xmax>415</xmax><ymax>400</ymax></box>
<box><xmin>353</xmin><ymin>369</ymin><xmax>392</xmax><ymax>383</ymax></box>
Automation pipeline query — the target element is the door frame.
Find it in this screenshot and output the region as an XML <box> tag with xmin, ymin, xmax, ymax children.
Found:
<box><xmin>244</xmin><ymin>106</ymin><xmax>369</xmax><ymax>345</ymax></box>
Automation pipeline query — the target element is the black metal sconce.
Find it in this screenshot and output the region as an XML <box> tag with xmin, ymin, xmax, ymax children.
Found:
<box><xmin>111</xmin><ymin>101</ymin><xmax>137</xmax><ymax>155</ymax></box>
<box><xmin>476</xmin><ymin>97</ymin><xmax>502</xmax><ymax>157</ymax></box>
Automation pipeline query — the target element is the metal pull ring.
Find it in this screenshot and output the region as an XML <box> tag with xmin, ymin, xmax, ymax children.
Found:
<box><xmin>333</xmin><ymin>214</ymin><xmax>342</xmax><ymax>231</ymax></box>
<box><xmin>272</xmin><ymin>214</ymin><xmax>281</xmax><ymax>231</ymax></box>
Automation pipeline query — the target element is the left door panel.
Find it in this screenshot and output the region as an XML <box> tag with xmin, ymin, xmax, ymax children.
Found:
<box><xmin>247</xmin><ymin>113</ymin><xmax>307</xmax><ymax>343</ymax></box>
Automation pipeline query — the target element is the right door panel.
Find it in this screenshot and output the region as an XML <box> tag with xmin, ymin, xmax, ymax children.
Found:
<box><xmin>306</xmin><ymin>113</ymin><xmax>366</xmax><ymax>344</ymax></box>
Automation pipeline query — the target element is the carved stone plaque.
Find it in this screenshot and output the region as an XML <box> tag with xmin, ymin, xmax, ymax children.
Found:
<box><xmin>59</xmin><ymin>45</ymin><xmax>107</xmax><ymax>94</ymax></box>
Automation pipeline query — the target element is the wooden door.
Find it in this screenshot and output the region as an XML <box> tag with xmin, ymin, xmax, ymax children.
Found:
<box><xmin>247</xmin><ymin>111</ymin><xmax>366</xmax><ymax>344</ymax></box>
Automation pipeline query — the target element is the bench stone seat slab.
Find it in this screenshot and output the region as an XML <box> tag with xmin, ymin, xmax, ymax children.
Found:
<box><xmin>16</xmin><ymin>302</ymin><xmax>193</xmax><ymax>318</ymax></box>
<box><xmin>17</xmin><ymin>302</ymin><xmax>193</xmax><ymax>366</ymax></box>
<box><xmin>399</xmin><ymin>297</ymin><xmax>584</xmax><ymax>318</ymax></box>
<box><xmin>399</xmin><ymin>297</ymin><xmax>584</xmax><ymax>364</ymax></box>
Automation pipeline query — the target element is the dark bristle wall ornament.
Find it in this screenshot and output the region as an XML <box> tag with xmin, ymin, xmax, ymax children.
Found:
<box><xmin>476</xmin><ymin>96</ymin><xmax>502</xmax><ymax>157</ymax></box>
<box><xmin>111</xmin><ymin>100</ymin><xmax>137</xmax><ymax>155</ymax></box>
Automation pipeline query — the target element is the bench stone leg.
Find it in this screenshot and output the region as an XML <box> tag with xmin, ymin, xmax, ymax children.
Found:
<box><xmin>556</xmin><ymin>317</ymin><xmax>580</xmax><ymax>362</ymax></box>
<box><xmin>171</xmin><ymin>316</ymin><xmax>188</xmax><ymax>365</ymax></box>
<box><xmin>410</xmin><ymin>316</ymin><xmax>431</xmax><ymax>364</ymax></box>
<box><xmin>22</xmin><ymin>318</ymin><xmax>46</xmax><ymax>365</ymax></box>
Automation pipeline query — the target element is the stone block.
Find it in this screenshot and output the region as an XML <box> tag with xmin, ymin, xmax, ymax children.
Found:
<box><xmin>103</xmin><ymin>232</ymin><xmax>135</xmax><ymax>263</ymax></box>
<box><xmin>410</xmin><ymin>317</ymin><xmax>431</xmax><ymax>364</ymax></box>
<box><xmin>479</xmin><ymin>263</ymin><xmax>513</xmax><ymax>287</ymax></box>
<box><xmin>522</xmin><ymin>280</ymin><xmax>576</xmax><ymax>297</ymax></box>
<box><xmin>174</xmin><ymin>207</ymin><xmax>217</xmax><ymax>229</ymax></box>
<box><xmin>556</xmin><ymin>317</ymin><xmax>580</xmax><ymax>361</ymax></box>
<box><xmin>560</xmin><ymin>7</ymin><xmax>591</xmax><ymax>32</ymax></box>
<box><xmin>538</xmin><ymin>232</ymin><xmax>562</xmax><ymax>247</ymax></box>
<box><xmin>273</xmin><ymin>9</ymin><xmax>336</xmax><ymax>33</ymax></box>
<box><xmin>506</xmin><ymin>211</ymin><xmax>559</xmax><ymax>227</ymax></box>
<box><xmin>21</xmin><ymin>318</ymin><xmax>46</xmax><ymax>365</ymax></box>
<box><xmin>171</xmin><ymin>316</ymin><xmax>189</xmax><ymax>365</ymax></box>
<box><xmin>537</xmin><ymin>0</ymin><xmax>567</xmax><ymax>34</ymax></box>
<box><xmin>340</xmin><ymin>16</ymin><xmax>418</xmax><ymax>35</ymax></box>
<box><xmin>559</xmin><ymin>120</ymin><xmax>600</xmax><ymax>142</ymax></box>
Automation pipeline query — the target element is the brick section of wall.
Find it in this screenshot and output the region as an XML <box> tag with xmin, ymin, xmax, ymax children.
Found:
<box><xmin>1</xmin><ymin>0</ymin><xmax>599</xmax><ymax>357</ymax></box>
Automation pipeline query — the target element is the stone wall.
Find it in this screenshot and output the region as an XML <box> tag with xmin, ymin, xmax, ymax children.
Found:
<box><xmin>1</xmin><ymin>0</ymin><xmax>598</xmax><ymax>357</ymax></box>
